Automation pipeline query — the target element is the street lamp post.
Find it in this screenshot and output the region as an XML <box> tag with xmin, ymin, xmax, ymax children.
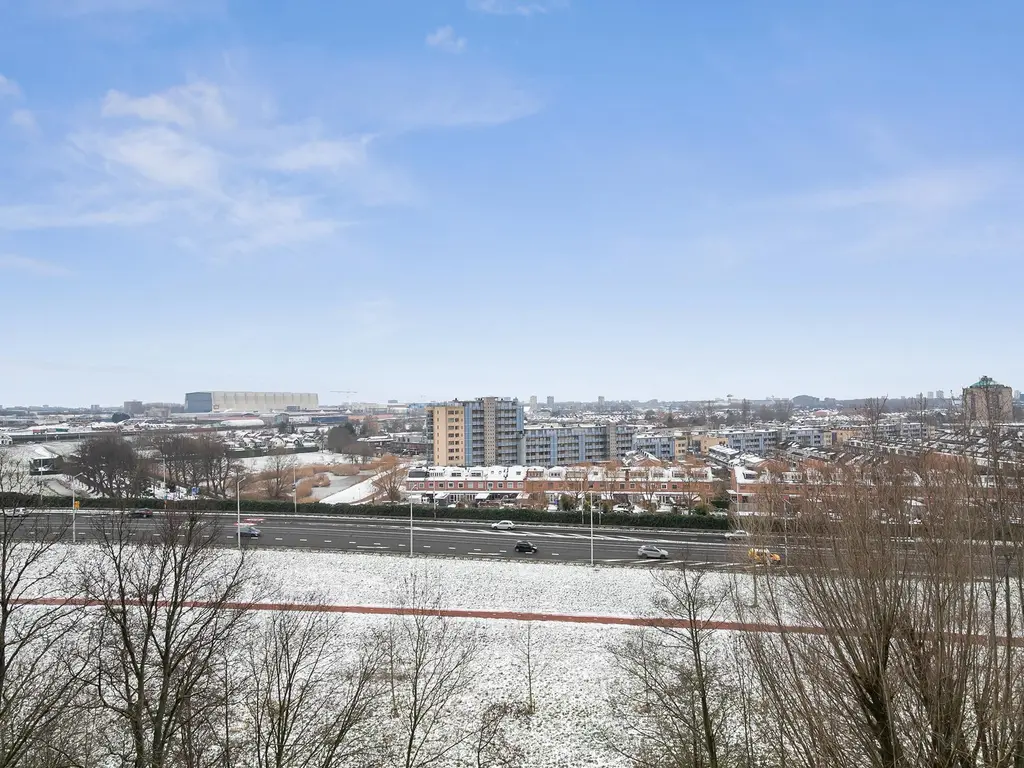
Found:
<box><xmin>293</xmin><ymin>465</ymin><xmax>297</xmax><ymax>516</ymax></box>
<box><xmin>70</xmin><ymin>472</ymin><xmax>88</xmax><ymax>544</ymax></box>
<box><xmin>409</xmin><ymin>499</ymin><xmax>414</xmax><ymax>557</ymax></box>
<box><xmin>236</xmin><ymin>478</ymin><xmax>241</xmax><ymax>550</ymax></box>
<box><xmin>590</xmin><ymin>490</ymin><xmax>595</xmax><ymax>567</ymax></box>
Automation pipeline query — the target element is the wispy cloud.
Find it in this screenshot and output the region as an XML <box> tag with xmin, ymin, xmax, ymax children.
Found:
<box><xmin>102</xmin><ymin>81</ymin><xmax>233</xmax><ymax>130</ymax></box>
<box><xmin>0</xmin><ymin>79</ymin><xmax>370</xmax><ymax>258</ymax></box>
<box><xmin>0</xmin><ymin>74</ymin><xmax>21</xmax><ymax>98</ymax></box>
<box><xmin>38</xmin><ymin>0</ymin><xmax>215</xmax><ymax>17</ymax></box>
<box><xmin>0</xmin><ymin>253</ymin><xmax>73</xmax><ymax>278</ymax></box>
<box><xmin>426</xmin><ymin>26</ymin><xmax>467</xmax><ymax>54</ymax></box>
<box><xmin>795</xmin><ymin>166</ymin><xmax>1003</xmax><ymax>213</ymax></box>
<box><xmin>467</xmin><ymin>0</ymin><xmax>568</xmax><ymax>16</ymax></box>
<box><xmin>9</xmin><ymin>109</ymin><xmax>37</xmax><ymax>132</ymax></box>
<box><xmin>269</xmin><ymin>138</ymin><xmax>370</xmax><ymax>172</ymax></box>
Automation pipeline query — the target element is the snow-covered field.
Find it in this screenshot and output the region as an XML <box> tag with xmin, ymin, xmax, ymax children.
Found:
<box><xmin>237</xmin><ymin>450</ymin><xmax>356</xmax><ymax>472</ymax></box>
<box><xmin>319</xmin><ymin>472</ymin><xmax>382</xmax><ymax>504</ymax></box>
<box><xmin>252</xmin><ymin>549</ymin><xmax>684</xmax><ymax>617</ymax></box>
<box><xmin>251</xmin><ymin>550</ymin><xmax>664</xmax><ymax>766</ymax></box>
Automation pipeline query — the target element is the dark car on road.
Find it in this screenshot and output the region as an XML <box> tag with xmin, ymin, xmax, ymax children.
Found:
<box><xmin>127</xmin><ymin>508</ymin><xmax>154</xmax><ymax>518</ymax></box>
<box><xmin>238</xmin><ymin>525</ymin><xmax>261</xmax><ymax>539</ymax></box>
<box><xmin>514</xmin><ymin>540</ymin><xmax>537</xmax><ymax>553</ymax></box>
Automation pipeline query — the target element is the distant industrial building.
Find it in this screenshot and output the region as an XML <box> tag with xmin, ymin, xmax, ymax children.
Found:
<box><xmin>426</xmin><ymin>397</ymin><xmax>525</xmax><ymax>466</ymax></box>
<box><xmin>963</xmin><ymin>376</ymin><xmax>1013</xmax><ymax>425</ymax></box>
<box><xmin>123</xmin><ymin>400</ymin><xmax>145</xmax><ymax>415</ymax></box>
<box><xmin>185</xmin><ymin>391</ymin><xmax>319</xmax><ymax>413</ymax></box>
<box><xmin>546</xmin><ymin>395</ymin><xmax>555</xmax><ymax>407</ymax></box>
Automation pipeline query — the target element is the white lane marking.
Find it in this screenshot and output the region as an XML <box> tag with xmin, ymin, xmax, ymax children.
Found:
<box><xmin>356</xmin><ymin>545</ymin><xmax>389</xmax><ymax>549</ymax></box>
<box><xmin>373</xmin><ymin>542</ymin><xmax>381</xmax><ymax>545</ymax></box>
<box><xmin>499</xmin><ymin>550</ymin><xmax>507</xmax><ymax>553</ymax></box>
<box><xmin>349</xmin><ymin>541</ymin><xmax>357</xmax><ymax>544</ymax></box>
<box><xmin>473</xmin><ymin>548</ymin><xmax>481</xmax><ymax>551</ymax></box>
<box><xmin>275</xmin><ymin>537</ymin><xmax>283</xmax><ymax>541</ymax></box>
<box><xmin>552</xmin><ymin>553</ymin><xmax>560</xmax><ymax>556</ymax></box>
<box><xmin>324</xmin><ymin>539</ymin><xmax>332</xmax><ymax>543</ymax></box>
<box><xmin>448</xmin><ymin>547</ymin><xmax>456</xmax><ymax>550</ymax></box>
<box><xmin>423</xmin><ymin>545</ymin><xmax>431</xmax><ymax>549</ymax></box>
<box><xmin>299</xmin><ymin>538</ymin><xmax>307</xmax><ymax>542</ymax></box>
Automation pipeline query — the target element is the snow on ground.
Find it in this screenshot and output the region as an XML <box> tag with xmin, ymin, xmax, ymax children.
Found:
<box><xmin>319</xmin><ymin>472</ymin><xmax>382</xmax><ymax>504</ymax></box>
<box><xmin>237</xmin><ymin>451</ymin><xmax>356</xmax><ymax>472</ymax></box>
<box><xmin>254</xmin><ymin>549</ymin><xmax>673</xmax><ymax>617</ymax></box>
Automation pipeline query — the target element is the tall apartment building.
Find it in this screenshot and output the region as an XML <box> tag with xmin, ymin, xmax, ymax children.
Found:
<box><xmin>632</xmin><ymin>431</ymin><xmax>676</xmax><ymax>461</ymax></box>
<box><xmin>426</xmin><ymin>397</ymin><xmax>525</xmax><ymax>466</ymax></box>
<box><xmin>963</xmin><ymin>376</ymin><xmax>1013</xmax><ymax>424</ymax></box>
<box><xmin>522</xmin><ymin>423</ymin><xmax>636</xmax><ymax>466</ymax></box>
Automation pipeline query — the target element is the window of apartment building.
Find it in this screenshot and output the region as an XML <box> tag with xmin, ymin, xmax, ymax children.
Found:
<box><xmin>619</xmin><ymin>483</ymin><xmax>625</xmax><ymax>490</ymax></box>
<box><xmin>458</xmin><ymin>482</ymin><xmax>464</xmax><ymax>489</ymax></box>
<box><xmin>487</xmin><ymin>482</ymin><xmax>494</xmax><ymax>490</ymax></box>
<box><xmin>448</xmin><ymin>482</ymin><xmax>455</xmax><ymax>489</ymax></box>
<box><xmin>629</xmin><ymin>483</ymin><xmax>636</xmax><ymax>489</ymax></box>
<box><xmin>661</xmin><ymin>484</ymin><xmax>668</xmax><ymax>490</ymax></box>
<box><xmin>497</xmin><ymin>482</ymin><xmax>504</xmax><ymax>489</ymax></box>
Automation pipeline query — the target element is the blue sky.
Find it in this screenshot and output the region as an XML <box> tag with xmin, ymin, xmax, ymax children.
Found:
<box><xmin>1</xmin><ymin>0</ymin><xmax>1022</xmax><ymax>407</ymax></box>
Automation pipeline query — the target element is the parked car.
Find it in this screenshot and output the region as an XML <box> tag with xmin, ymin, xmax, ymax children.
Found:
<box><xmin>490</xmin><ymin>520</ymin><xmax>516</xmax><ymax>530</ymax></box>
<box><xmin>514</xmin><ymin>540</ymin><xmax>537</xmax><ymax>553</ymax></box>
<box><xmin>127</xmin><ymin>508</ymin><xmax>153</xmax><ymax>518</ymax></box>
<box><xmin>748</xmin><ymin>547</ymin><xmax>781</xmax><ymax>564</ymax></box>
<box><xmin>724</xmin><ymin>529</ymin><xmax>749</xmax><ymax>540</ymax></box>
<box><xmin>612</xmin><ymin>504</ymin><xmax>631</xmax><ymax>513</ymax></box>
<box><xmin>637</xmin><ymin>543</ymin><xmax>669</xmax><ymax>559</ymax></box>
<box><xmin>238</xmin><ymin>525</ymin><xmax>261</xmax><ymax>539</ymax></box>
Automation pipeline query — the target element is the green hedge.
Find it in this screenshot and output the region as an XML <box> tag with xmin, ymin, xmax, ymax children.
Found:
<box><xmin>0</xmin><ymin>493</ymin><xmax>730</xmax><ymax>530</ymax></box>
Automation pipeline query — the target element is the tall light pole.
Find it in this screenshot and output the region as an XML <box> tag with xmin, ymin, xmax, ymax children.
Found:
<box><xmin>70</xmin><ymin>472</ymin><xmax>86</xmax><ymax>544</ymax></box>
<box><xmin>590</xmin><ymin>490</ymin><xmax>595</xmax><ymax>566</ymax></box>
<box><xmin>409</xmin><ymin>498</ymin><xmax>414</xmax><ymax>557</ymax></box>
<box><xmin>293</xmin><ymin>464</ymin><xmax>297</xmax><ymax>516</ymax></box>
<box><xmin>236</xmin><ymin>478</ymin><xmax>241</xmax><ymax>550</ymax></box>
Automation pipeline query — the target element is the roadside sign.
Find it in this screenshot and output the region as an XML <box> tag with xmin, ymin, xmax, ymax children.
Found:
<box><xmin>191</xmin><ymin>487</ymin><xmax>199</xmax><ymax>496</ymax></box>
<box><xmin>73</xmin><ymin>500</ymin><xmax>80</xmax><ymax>510</ymax></box>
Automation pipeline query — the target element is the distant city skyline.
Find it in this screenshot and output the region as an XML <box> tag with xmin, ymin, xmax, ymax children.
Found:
<box><xmin>2</xmin><ymin>2</ymin><xmax>1023</xmax><ymax>404</ymax></box>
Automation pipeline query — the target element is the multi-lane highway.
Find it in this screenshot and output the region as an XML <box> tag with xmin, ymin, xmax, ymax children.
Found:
<box><xmin>11</xmin><ymin>511</ymin><xmax>755</xmax><ymax>568</ymax></box>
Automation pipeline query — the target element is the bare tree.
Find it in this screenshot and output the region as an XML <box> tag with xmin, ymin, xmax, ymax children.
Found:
<box><xmin>859</xmin><ymin>395</ymin><xmax>889</xmax><ymax>444</ymax></box>
<box><xmin>513</xmin><ymin>621</ymin><xmax>547</xmax><ymax>716</ymax></box>
<box><xmin>471</xmin><ymin>702</ymin><xmax>524</xmax><ymax>768</ymax></box>
<box><xmin>82</xmin><ymin>509</ymin><xmax>257</xmax><ymax>768</ymax></box>
<box><xmin>739</xmin><ymin>458</ymin><xmax>1024</xmax><ymax>768</ymax></box>
<box><xmin>372</xmin><ymin>456</ymin><xmax>405</xmax><ymax>504</ymax></box>
<box><xmin>72</xmin><ymin>433</ymin><xmax>152</xmax><ymax>507</ymax></box>
<box><xmin>0</xmin><ymin>447</ymin><xmax>91</xmax><ymax>767</ymax></box>
<box><xmin>380</xmin><ymin>572</ymin><xmax>481</xmax><ymax>768</ymax></box>
<box><xmin>244</xmin><ymin>606</ymin><xmax>385</xmax><ymax>768</ymax></box>
<box><xmin>262</xmin><ymin>451</ymin><xmax>297</xmax><ymax>500</ymax></box>
<box><xmin>608</xmin><ymin>568</ymin><xmax>735</xmax><ymax>768</ymax></box>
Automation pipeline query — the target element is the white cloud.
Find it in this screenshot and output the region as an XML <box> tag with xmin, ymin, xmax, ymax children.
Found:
<box><xmin>0</xmin><ymin>253</ymin><xmax>73</xmax><ymax>278</ymax></box>
<box><xmin>9</xmin><ymin>109</ymin><xmax>38</xmax><ymax>132</ymax></box>
<box><xmin>467</xmin><ymin>0</ymin><xmax>567</xmax><ymax>15</ymax></box>
<box><xmin>75</xmin><ymin>125</ymin><xmax>221</xmax><ymax>192</ymax></box>
<box><xmin>269</xmin><ymin>138</ymin><xmax>370</xmax><ymax>172</ymax></box>
<box><xmin>0</xmin><ymin>201</ymin><xmax>166</xmax><ymax>230</ymax></box>
<box><xmin>0</xmin><ymin>74</ymin><xmax>21</xmax><ymax>98</ymax></box>
<box><xmin>102</xmin><ymin>81</ymin><xmax>232</xmax><ymax>130</ymax></box>
<box><xmin>426</xmin><ymin>26</ymin><xmax>467</xmax><ymax>54</ymax></box>
<box><xmin>797</xmin><ymin>166</ymin><xmax>1001</xmax><ymax>213</ymax></box>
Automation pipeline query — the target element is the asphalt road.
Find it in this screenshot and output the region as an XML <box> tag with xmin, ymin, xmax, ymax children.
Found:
<box><xmin>10</xmin><ymin>511</ymin><xmax>756</xmax><ymax>568</ymax></box>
